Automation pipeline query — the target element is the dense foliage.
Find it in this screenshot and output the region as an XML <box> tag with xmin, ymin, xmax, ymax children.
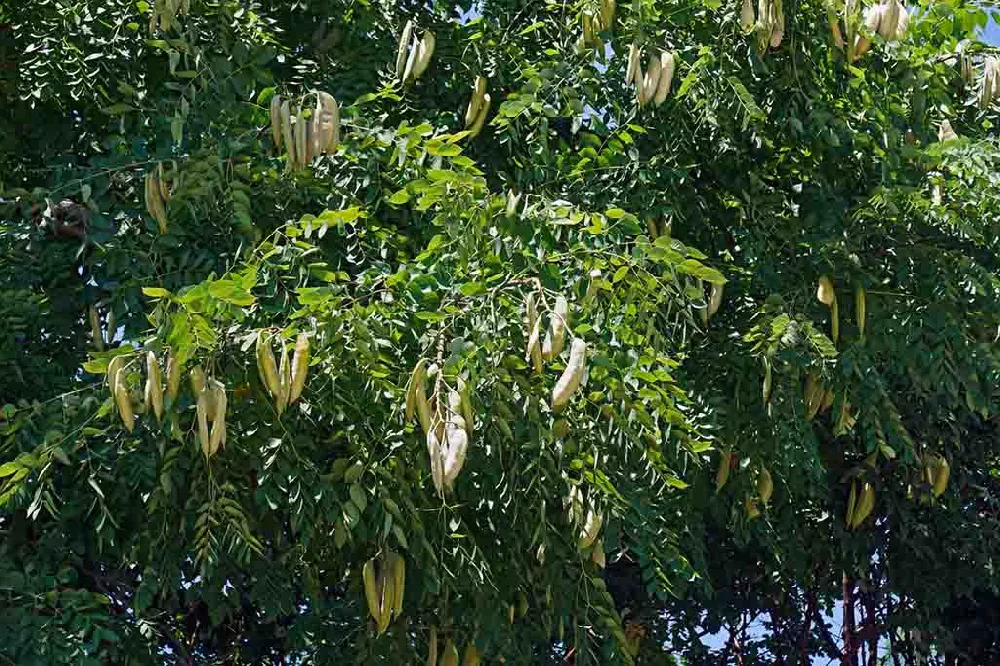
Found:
<box><xmin>3</xmin><ymin>0</ymin><xmax>1000</xmax><ymax>664</ymax></box>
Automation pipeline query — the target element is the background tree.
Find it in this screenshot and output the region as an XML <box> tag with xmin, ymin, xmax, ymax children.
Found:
<box><xmin>1</xmin><ymin>0</ymin><xmax>999</xmax><ymax>664</ymax></box>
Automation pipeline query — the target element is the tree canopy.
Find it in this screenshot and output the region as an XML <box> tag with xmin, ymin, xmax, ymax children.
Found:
<box><xmin>3</xmin><ymin>0</ymin><xmax>1000</xmax><ymax>664</ymax></box>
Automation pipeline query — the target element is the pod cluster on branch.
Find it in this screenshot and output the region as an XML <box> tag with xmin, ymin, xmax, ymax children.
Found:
<box><xmin>270</xmin><ymin>92</ymin><xmax>340</xmax><ymax>172</ymax></box>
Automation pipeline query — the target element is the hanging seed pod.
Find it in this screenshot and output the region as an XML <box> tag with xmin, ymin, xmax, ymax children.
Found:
<box><xmin>145</xmin><ymin>351</ymin><xmax>164</xmax><ymax>421</ymax></box>
<box><xmin>190</xmin><ymin>364</ymin><xmax>206</xmax><ymax>396</ymax></box>
<box><xmin>467</xmin><ymin>94</ymin><xmax>492</xmax><ymax>138</ymax></box>
<box><xmin>716</xmin><ymin>451</ymin><xmax>732</xmax><ymax>492</ymax></box>
<box><xmin>395</xmin><ymin>20</ymin><xmax>415</xmax><ymax>80</ymax></box>
<box><xmin>707</xmin><ymin>282</ymin><xmax>724</xmax><ymax>317</ymax></box>
<box><xmin>625</xmin><ymin>43</ymin><xmax>641</xmax><ymax>86</ymax></box>
<box><xmin>551</xmin><ymin>338</ymin><xmax>587</xmax><ymax>409</ymax></box>
<box><xmin>762</xmin><ymin>362</ymin><xmax>773</xmax><ymax>403</ymax></box>
<box><xmin>209</xmin><ymin>379</ymin><xmax>227</xmax><ymax>454</ymax></box>
<box><xmin>294</xmin><ymin>106</ymin><xmax>308</xmax><ymax>169</ymax></box>
<box><xmin>363</xmin><ymin>559</ymin><xmax>380</xmax><ymax>621</ymax></box>
<box><xmin>740</xmin><ymin>0</ymin><xmax>756</xmax><ymax>31</ymax></box>
<box><xmin>757</xmin><ymin>467</ymin><xmax>774</xmax><ymax>505</ymax></box>
<box><xmin>256</xmin><ymin>331</ymin><xmax>281</xmax><ymax>399</ymax></box>
<box><xmin>165</xmin><ymin>350</ymin><xmax>182</xmax><ymax>408</ymax></box>
<box><xmin>196</xmin><ymin>382</ymin><xmax>211</xmax><ymax>457</ymax></box>
<box><xmin>938</xmin><ymin>119</ymin><xmax>959</xmax><ymax>142</ymax></box>
<box><xmin>856</xmin><ymin>285</ymin><xmax>867</xmax><ymax>337</ymax></box>
<box><xmin>653</xmin><ymin>51</ymin><xmax>676</xmax><ymax>106</ymax></box>
<box><xmin>600</xmin><ymin>0</ymin><xmax>616</xmax><ymax>31</ymax></box>
<box><xmin>113</xmin><ymin>362</ymin><xmax>135</xmax><ymax>432</ymax></box>
<box><xmin>89</xmin><ymin>306</ymin><xmax>104</xmax><ymax>351</ymax></box>
<box><xmin>462</xmin><ymin>644</ymin><xmax>481</xmax><ymax>666</ymax></box>
<box><xmin>401</xmin><ymin>33</ymin><xmax>419</xmax><ymax>83</ymax></box>
<box><xmin>932</xmin><ymin>456</ymin><xmax>950</xmax><ymax>497</ymax></box>
<box><xmin>846</xmin><ymin>480</ymin><xmax>858</xmax><ymax>527</ymax></box>
<box><xmin>276</xmin><ymin>341</ymin><xmax>291</xmax><ymax>415</ymax></box>
<box><xmin>745</xmin><ymin>496</ymin><xmax>761</xmax><ymax>519</ymax></box>
<box><xmin>270</xmin><ymin>94</ymin><xmax>283</xmax><ymax>149</ymax></box>
<box><xmin>639</xmin><ymin>55</ymin><xmax>662</xmax><ymax>107</ymax></box>
<box><xmin>817</xmin><ymin>276</ymin><xmax>836</xmax><ymax>306</ymax></box>
<box><xmin>289</xmin><ymin>332</ymin><xmax>310</xmax><ymax>404</ymax></box>
<box><xmin>280</xmin><ymin>101</ymin><xmax>295</xmax><ymax>171</ymax></box>
<box><xmin>388</xmin><ymin>550</ymin><xmax>406</xmax><ymax>616</ymax></box>
<box><xmin>465</xmin><ymin>76</ymin><xmax>487</xmax><ymax>128</ymax></box>
<box><xmin>441</xmin><ymin>640</ymin><xmax>460</xmax><ymax>666</ymax></box>
<box><xmin>457</xmin><ymin>377</ymin><xmax>474</xmax><ymax>437</ymax></box>
<box><xmin>157</xmin><ymin>162</ymin><xmax>171</xmax><ymax>202</ymax></box>
<box><xmin>542</xmin><ymin>296</ymin><xmax>569</xmax><ymax>360</ymax></box>
<box><xmin>411</xmin><ymin>31</ymin><xmax>436</xmax><ymax>79</ymax></box>
<box><xmin>442</xmin><ymin>415</ymin><xmax>469</xmax><ymax>490</ymax></box>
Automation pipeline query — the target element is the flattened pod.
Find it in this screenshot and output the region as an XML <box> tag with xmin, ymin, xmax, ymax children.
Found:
<box><xmin>427</xmin><ymin>426</ymin><xmax>445</xmax><ymax>493</ymax></box>
<box><xmin>652</xmin><ymin>51</ymin><xmax>675</xmax><ymax>106</ymax></box>
<box><xmin>740</xmin><ymin>0</ymin><xmax>756</xmax><ymax>31</ymax></box>
<box><xmin>592</xmin><ymin>546</ymin><xmax>606</xmax><ymax>568</ymax></box>
<box><xmin>196</xmin><ymin>386</ymin><xmax>211</xmax><ymax>457</ymax></box>
<box><xmin>389</xmin><ymin>551</ymin><xmax>406</xmax><ymax>615</ymax></box>
<box><xmin>426</xmin><ymin>626</ymin><xmax>438</xmax><ymax>666</ymax></box>
<box><xmin>816</xmin><ymin>276</ymin><xmax>836</xmax><ymax>305</ymax></box>
<box><xmin>289</xmin><ymin>332</ymin><xmax>310</xmax><ymax>404</ymax></box>
<box><xmin>441</xmin><ymin>640</ymin><xmax>460</xmax><ymax>666</ymax></box>
<box><xmin>762</xmin><ymin>362</ymin><xmax>772</xmax><ymax>403</ymax></box>
<box><xmin>401</xmin><ymin>34</ymin><xmax>419</xmax><ymax>82</ymax></box>
<box><xmin>294</xmin><ymin>106</ymin><xmax>308</xmax><ymax>169</ymax></box>
<box><xmin>465</xmin><ymin>76</ymin><xmax>487</xmax><ymax>128</ymax></box>
<box><xmin>114</xmin><ymin>367</ymin><xmax>135</xmax><ymax>432</ymax></box>
<box><xmin>467</xmin><ymin>93</ymin><xmax>491</xmax><ymax>138</ymax></box>
<box><xmin>846</xmin><ymin>481</ymin><xmax>857</xmax><ymax>527</ymax></box>
<box><xmin>757</xmin><ymin>467</ymin><xmax>773</xmax><ymax>504</ymax></box>
<box><xmin>165</xmin><ymin>350</ymin><xmax>182</xmax><ymax>408</ymax></box>
<box><xmin>542</xmin><ymin>296</ymin><xmax>569</xmax><ymax>360</ymax></box>
<box><xmin>578</xmin><ymin>509</ymin><xmax>603</xmax><ymax>549</ymax></box>
<box><xmin>405</xmin><ymin>358</ymin><xmax>427</xmax><ymax>422</ymax></box>
<box><xmin>209</xmin><ymin>380</ymin><xmax>227</xmax><ymax>454</ymax></box>
<box><xmin>600</xmin><ymin>0</ymin><xmax>616</xmax><ymax>31</ymax></box>
<box><xmin>157</xmin><ymin>162</ymin><xmax>170</xmax><ymax>202</ymax></box>
<box><xmin>256</xmin><ymin>332</ymin><xmax>281</xmax><ymax>398</ymax></box>
<box><xmin>270</xmin><ymin>95</ymin><xmax>283</xmax><ymax>149</ymax></box>
<box><xmin>526</xmin><ymin>317</ymin><xmax>543</xmax><ymax>375</ymax></box>
<box><xmin>89</xmin><ymin>306</ymin><xmax>104</xmax><ymax>351</ymax></box>
<box><xmin>312</xmin><ymin>91</ymin><xmax>340</xmax><ymax>155</ymax></box>
<box><xmin>376</xmin><ymin>565</ymin><xmax>393</xmax><ymax>633</ymax></box>
<box><xmin>190</xmin><ymin>364</ymin><xmax>206</xmax><ymax>396</ymax></box>
<box><xmin>411</xmin><ymin>31</ymin><xmax>435</xmax><ymax>79</ymax></box>
<box><xmin>395</xmin><ymin>20</ymin><xmax>414</xmax><ymax>79</ymax></box>
<box><xmin>458</xmin><ymin>377</ymin><xmax>474</xmax><ymax>436</ymax></box>
<box><xmin>894</xmin><ymin>3</ymin><xmax>909</xmax><ymax>39</ymax></box>
<box><xmin>879</xmin><ymin>0</ymin><xmax>899</xmax><ymax>39</ymax></box>
<box><xmin>277</xmin><ymin>341</ymin><xmax>291</xmax><ymax>415</ymax></box>
<box><xmin>280</xmin><ymin>101</ymin><xmax>295</xmax><ymax>170</ymax></box>
<box><xmin>933</xmin><ymin>457</ymin><xmax>950</xmax><ymax>497</ymax></box>
<box><xmin>707</xmin><ymin>282</ymin><xmax>724</xmax><ymax>317</ymax></box>
<box><xmin>362</xmin><ymin>559</ymin><xmax>380</xmax><ymax>621</ymax></box>
<box><xmin>443</xmin><ymin>419</ymin><xmax>468</xmax><ymax>489</ymax></box>
<box><xmin>625</xmin><ymin>43</ymin><xmax>640</xmax><ymax>86</ymax></box>
<box><xmin>856</xmin><ymin>285</ymin><xmax>866</xmax><ymax>337</ymax></box>
<box><xmin>715</xmin><ymin>450</ymin><xmax>732</xmax><ymax>492</ymax></box>
<box><xmin>145</xmin><ymin>351</ymin><xmax>164</xmax><ymax>421</ymax></box>
<box><xmin>551</xmin><ymin>338</ymin><xmax>587</xmax><ymax>409</ymax></box>
<box><xmin>640</xmin><ymin>56</ymin><xmax>662</xmax><ymax>106</ymax></box>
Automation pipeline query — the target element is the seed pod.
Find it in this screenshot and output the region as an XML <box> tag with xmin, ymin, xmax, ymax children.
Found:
<box><xmin>600</xmin><ymin>0</ymin><xmax>616</xmax><ymax>31</ymax></box>
<box><xmin>412</xmin><ymin>31</ymin><xmax>435</xmax><ymax>79</ymax></box>
<box><xmin>938</xmin><ymin>119</ymin><xmax>958</xmax><ymax>143</ymax></box>
<box><xmin>820</xmin><ymin>388</ymin><xmax>835</xmax><ymax>413</ymax></box>
<box><xmin>578</xmin><ymin>508</ymin><xmax>603</xmax><ymax>549</ymax></box>
<box><xmin>289</xmin><ymin>332</ymin><xmax>310</xmax><ymax>404</ymax></box>
<box><xmin>846</xmin><ymin>480</ymin><xmax>858</xmax><ymax>527</ymax></box>
<box><xmin>526</xmin><ymin>318</ymin><xmax>543</xmax><ymax>375</ymax></box>
<box><xmin>376</xmin><ymin>564</ymin><xmax>394</xmax><ymax>633</ymax></box>
<box><xmin>878</xmin><ymin>0</ymin><xmax>899</xmax><ymax>39</ymax></box>
<box><xmin>209</xmin><ymin>379</ymin><xmax>227</xmax><ymax>454</ymax></box>
<box><xmin>388</xmin><ymin>551</ymin><xmax>406</xmax><ymax>615</ymax></box>
<box><xmin>467</xmin><ymin>93</ymin><xmax>492</xmax><ymax>138</ymax></box>
<box><xmin>443</xmin><ymin>417</ymin><xmax>469</xmax><ymax>490</ymax></box>
<box><xmin>829</xmin><ymin>7</ymin><xmax>845</xmax><ymax>48</ymax></box>
<box><xmin>625</xmin><ymin>43</ymin><xmax>640</xmax><ymax>86</ymax></box>
<box><xmin>426</xmin><ymin>626</ymin><xmax>439</xmax><ymax>666</ymax></box>
<box><xmin>769</xmin><ymin>0</ymin><xmax>785</xmax><ymax>47</ymax></box>
<box><xmin>462</xmin><ymin>645</ymin><xmax>481</xmax><ymax>666</ymax></box>
<box><xmin>851</xmin><ymin>482</ymin><xmax>875</xmax><ymax>527</ymax></box>
<box><xmin>416</xmin><ymin>373</ymin><xmax>433</xmax><ymax>435</ymax></box>
<box><xmin>441</xmin><ymin>640</ymin><xmax>460</xmax><ymax>666</ymax></box>
<box><xmin>276</xmin><ymin>341</ymin><xmax>291</xmax><ymax>415</ymax></box>
<box><xmin>157</xmin><ymin>162</ymin><xmax>170</xmax><ymax>202</ymax></box>
<box><xmin>89</xmin><ymin>306</ymin><xmax>104</xmax><ymax>351</ymax></box>
<box><xmin>312</xmin><ymin>91</ymin><xmax>340</xmax><ymax>157</ymax></box>
<box><xmin>592</xmin><ymin>546</ymin><xmax>606</xmax><ymax>568</ymax></box>
<box><xmin>190</xmin><ymin>365</ymin><xmax>206</xmax><ymax>396</ymax></box>
<box><xmin>757</xmin><ymin>467</ymin><xmax>773</xmax><ymax>505</ymax></box>
<box><xmin>427</xmin><ymin>425</ymin><xmax>446</xmax><ymax>493</ymax></box>
<box><xmin>395</xmin><ymin>20</ymin><xmax>414</xmax><ymax>79</ymax></box>
<box><xmin>745</xmin><ymin>496</ymin><xmax>761</xmax><ymax>519</ymax></box>
<box><xmin>854</xmin><ymin>3</ymin><xmax>882</xmax><ymax>58</ymax></box>
<box><xmin>707</xmin><ymin>282</ymin><xmax>724</xmax><ymax>317</ymax></box>
<box><xmin>401</xmin><ymin>32</ymin><xmax>419</xmax><ymax>83</ymax></box>
<box><xmin>363</xmin><ymin>559</ymin><xmax>380</xmax><ymax>621</ymax></box>
<box><xmin>762</xmin><ymin>362</ymin><xmax>772</xmax><ymax>404</ymax></box>
<box><xmin>552</xmin><ymin>338</ymin><xmax>587</xmax><ymax>409</ymax></box>
<box><xmin>831</xmin><ymin>300</ymin><xmax>840</xmax><ymax>344</ymax></box>
<box><xmin>639</xmin><ymin>55</ymin><xmax>662</xmax><ymax>107</ymax></box>
<box><xmin>740</xmin><ymin>0</ymin><xmax>756</xmax><ymax>31</ymax></box>
<box><xmin>856</xmin><ymin>285</ymin><xmax>867</xmax><ymax>337</ymax></box>
<box><xmin>542</xmin><ymin>296</ymin><xmax>569</xmax><ymax>360</ymax></box>
<box><xmin>405</xmin><ymin>358</ymin><xmax>428</xmax><ymax>422</ymax></box>
<box><xmin>465</xmin><ymin>76</ymin><xmax>487</xmax><ymax>128</ymax></box>
<box><xmin>270</xmin><ymin>94</ymin><xmax>283</xmax><ymax>149</ymax></box>
<box><xmin>933</xmin><ymin>456</ymin><xmax>950</xmax><ymax>497</ymax></box>
<box><xmin>196</xmin><ymin>383</ymin><xmax>211</xmax><ymax>458</ymax></box>
<box><xmin>294</xmin><ymin>106</ymin><xmax>308</xmax><ymax>170</ymax></box>
<box><xmin>716</xmin><ymin>451</ymin><xmax>732</xmax><ymax>492</ymax></box>
<box><xmin>113</xmin><ymin>365</ymin><xmax>135</xmax><ymax>432</ymax></box>
<box><xmin>457</xmin><ymin>377</ymin><xmax>474</xmax><ymax>437</ymax></box>
<box><xmin>280</xmin><ymin>101</ymin><xmax>295</xmax><ymax>171</ymax></box>
<box><xmin>893</xmin><ymin>0</ymin><xmax>908</xmax><ymax>39</ymax></box>
<box><xmin>145</xmin><ymin>351</ymin><xmax>164</xmax><ymax>421</ymax></box>
<box><xmin>165</xmin><ymin>350</ymin><xmax>182</xmax><ymax>408</ymax></box>
<box><xmin>256</xmin><ymin>332</ymin><xmax>281</xmax><ymax>399</ymax></box>
<box><xmin>652</xmin><ymin>51</ymin><xmax>675</xmax><ymax>106</ymax></box>
<box><xmin>816</xmin><ymin>276</ymin><xmax>836</xmax><ymax>306</ymax></box>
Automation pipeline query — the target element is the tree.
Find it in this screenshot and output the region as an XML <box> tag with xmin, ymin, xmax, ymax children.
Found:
<box><xmin>2</xmin><ymin>0</ymin><xmax>999</xmax><ymax>664</ymax></box>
